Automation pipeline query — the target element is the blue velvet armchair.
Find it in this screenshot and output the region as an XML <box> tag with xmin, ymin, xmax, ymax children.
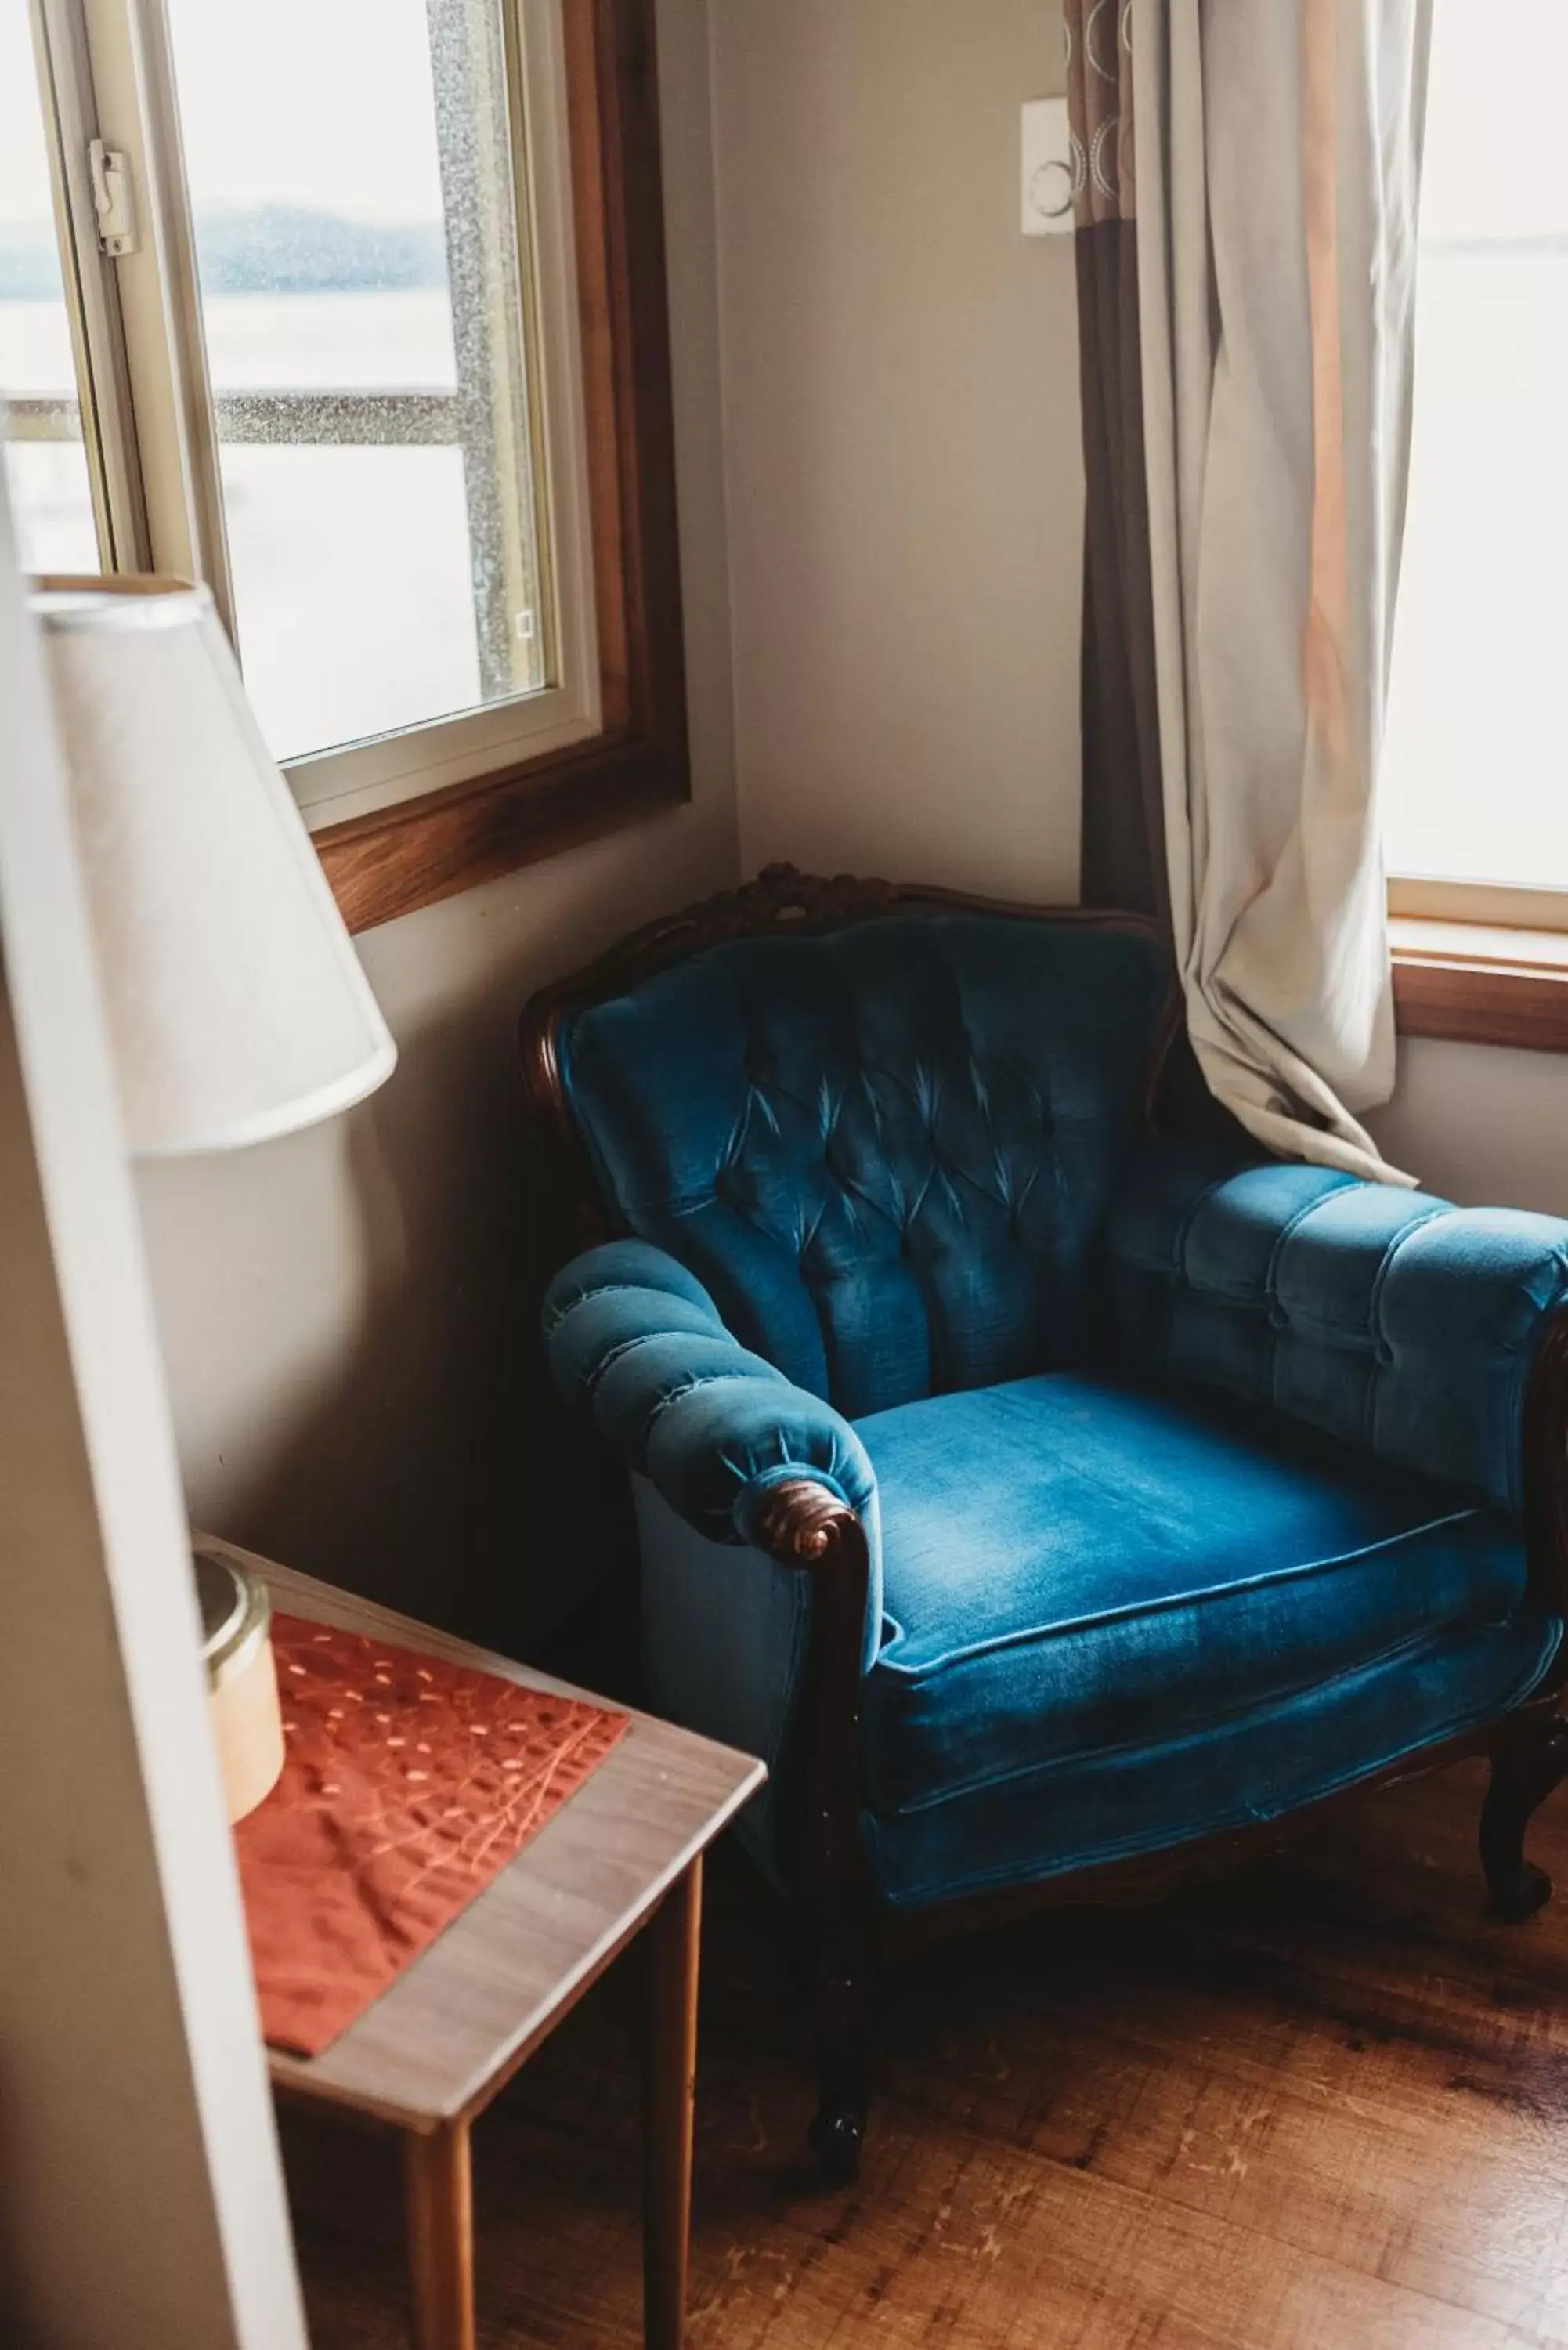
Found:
<box><xmin>523</xmin><ymin>866</ymin><xmax>1568</xmax><ymax>2182</ymax></box>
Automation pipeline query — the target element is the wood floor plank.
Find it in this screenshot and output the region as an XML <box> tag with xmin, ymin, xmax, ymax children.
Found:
<box><xmin>280</xmin><ymin>1760</ymin><xmax>1568</xmax><ymax>2350</ymax></box>
<box><xmin>859</xmin><ymin>1924</ymin><xmax>1568</xmax><ymax>2331</ymax></box>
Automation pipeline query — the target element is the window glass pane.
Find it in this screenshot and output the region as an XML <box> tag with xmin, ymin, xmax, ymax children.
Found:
<box><xmin>164</xmin><ymin>0</ymin><xmax>547</xmax><ymax>766</ymax></box>
<box><xmin>0</xmin><ymin>13</ymin><xmax>100</xmax><ymax>572</ymax></box>
<box><xmin>221</xmin><ymin>443</ymin><xmax>480</xmax><ymax>754</ymax></box>
<box><xmin>1382</xmin><ymin>0</ymin><xmax>1568</xmax><ymax>888</ymax></box>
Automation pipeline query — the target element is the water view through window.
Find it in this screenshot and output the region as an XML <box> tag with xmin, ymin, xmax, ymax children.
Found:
<box><xmin>164</xmin><ymin>0</ymin><xmax>549</xmax><ymax>767</ymax></box>
<box><xmin>2</xmin><ymin>0</ymin><xmax>551</xmax><ymax>771</ymax></box>
<box><xmin>1382</xmin><ymin>0</ymin><xmax>1568</xmax><ymax>890</ymax></box>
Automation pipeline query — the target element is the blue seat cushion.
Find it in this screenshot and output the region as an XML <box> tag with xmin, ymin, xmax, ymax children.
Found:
<box><xmin>859</xmin><ymin>1374</ymin><xmax>1557</xmax><ymax>1907</ymax></box>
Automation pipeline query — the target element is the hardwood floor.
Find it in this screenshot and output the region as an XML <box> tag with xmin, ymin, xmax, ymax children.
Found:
<box><xmin>279</xmin><ymin>1757</ymin><xmax>1568</xmax><ymax>2349</ymax></box>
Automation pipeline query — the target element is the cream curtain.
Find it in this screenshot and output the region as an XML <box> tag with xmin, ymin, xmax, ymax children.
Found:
<box><xmin>1128</xmin><ymin>0</ymin><xmax>1432</xmax><ymax>1181</ymax></box>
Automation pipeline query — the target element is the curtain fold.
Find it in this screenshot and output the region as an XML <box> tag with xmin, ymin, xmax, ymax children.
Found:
<box><xmin>1068</xmin><ymin>0</ymin><xmax>1432</xmax><ymax>1183</ymax></box>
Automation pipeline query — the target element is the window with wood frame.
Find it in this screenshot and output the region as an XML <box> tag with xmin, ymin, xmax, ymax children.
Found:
<box><xmin>1</xmin><ymin>0</ymin><xmax>685</xmax><ymax>933</ymax></box>
<box><xmin>1383</xmin><ymin>0</ymin><xmax>1568</xmax><ymax>1052</ymax></box>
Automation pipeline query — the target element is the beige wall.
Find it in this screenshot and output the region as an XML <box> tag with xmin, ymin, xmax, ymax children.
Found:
<box><xmin>135</xmin><ymin>0</ymin><xmax>739</xmax><ymax>1638</ymax></box>
<box><xmin>1368</xmin><ymin>1038</ymin><xmax>1568</xmax><ymax>1216</ymax></box>
<box><xmin>713</xmin><ymin>0</ymin><xmax>1082</xmax><ymax>900</ymax></box>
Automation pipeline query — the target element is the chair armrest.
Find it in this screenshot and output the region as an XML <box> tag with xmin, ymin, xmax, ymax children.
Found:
<box><xmin>547</xmin><ymin>1243</ymin><xmax>880</xmax><ymax>1914</ymax></box>
<box><xmin>1107</xmin><ymin>1143</ymin><xmax>1568</xmax><ymax>1509</ymax></box>
<box><xmin>543</xmin><ymin>1238</ymin><xmax>880</xmax><ymax>1561</ymax></box>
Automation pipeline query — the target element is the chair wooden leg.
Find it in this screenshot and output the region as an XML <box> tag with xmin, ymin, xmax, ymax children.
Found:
<box><xmin>643</xmin><ymin>1856</ymin><xmax>702</xmax><ymax>2350</ymax></box>
<box><xmin>1481</xmin><ymin>1712</ymin><xmax>1568</xmax><ymax>1922</ymax></box>
<box><xmin>807</xmin><ymin>1911</ymin><xmax>880</xmax><ymax>2188</ymax></box>
<box><xmin>405</xmin><ymin>2118</ymin><xmax>474</xmax><ymax>2350</ymax></box>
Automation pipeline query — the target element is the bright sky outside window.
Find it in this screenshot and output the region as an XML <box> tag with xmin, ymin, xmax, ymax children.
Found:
<box><xmin>1382</xmin><ymin>0</ymin><xmax>1568</xmax><ymax>891</ymax></box>
<box><xmin>0</xmin><ymin>9</ymin><xmax>100</xmax><ymax>573</ymax></box>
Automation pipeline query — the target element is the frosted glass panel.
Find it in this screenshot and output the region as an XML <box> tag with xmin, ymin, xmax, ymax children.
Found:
<box><xmin>219</xmin><ymin>443</ymin><xmax>480</xmax><ymax>758</ymax></box>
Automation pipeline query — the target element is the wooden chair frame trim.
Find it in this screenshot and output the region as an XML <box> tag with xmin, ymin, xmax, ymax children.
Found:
<box><xmin>518</xmin><ymin>862</ymin><xmax>1568</xmax><ymax>2161</ymax></box>
<box><xmin>318</xmin><ymin>0</ymin><xmax>689</xmax><ymax>937</ymax></box>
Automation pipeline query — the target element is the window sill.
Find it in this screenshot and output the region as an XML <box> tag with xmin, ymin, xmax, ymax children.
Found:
<box><xmin>315</xmin><ymin>730</ymin><xmax>685</xmax><ymax>935</ymax></box>
<box><xmin>1391</xmin><ymin>917</ymin><xmax>1568</xmax><ymax>1054</ymax></box>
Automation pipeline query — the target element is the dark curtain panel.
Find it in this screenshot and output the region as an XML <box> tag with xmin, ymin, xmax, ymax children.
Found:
<box><xmin>1065</xmin><ymin>3</ymin><xmax>1166</xmax><ymax>926</ymax></box>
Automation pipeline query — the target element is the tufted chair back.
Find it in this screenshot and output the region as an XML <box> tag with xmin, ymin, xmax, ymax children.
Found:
<box><xmin>556</xmin><ymin>913</ymin><xmax>1172</xmax><ymax>1419</ymax></box>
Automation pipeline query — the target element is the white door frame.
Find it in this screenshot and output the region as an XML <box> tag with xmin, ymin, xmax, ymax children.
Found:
<box><xmin>0</xmin><ymin>472</ymin><xmax>308</xmax><ymax>2349</ymax></box>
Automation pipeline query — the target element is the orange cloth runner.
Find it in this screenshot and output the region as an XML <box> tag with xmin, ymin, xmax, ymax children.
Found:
<box><xmin>237</xmin><ymin>1613</ymin><xmax>629</xmax><ymax>2055</ymax></box>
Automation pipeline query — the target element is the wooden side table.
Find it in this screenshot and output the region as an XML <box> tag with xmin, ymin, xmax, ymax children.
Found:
<box><xmin>211</xmin><ymin>1541</ymin><xmax>765</xmax><ymax>2350</ymax></box>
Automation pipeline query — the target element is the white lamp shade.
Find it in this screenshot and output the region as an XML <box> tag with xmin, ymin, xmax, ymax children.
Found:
<box><xmin>32</xmin><ymin>576</ymin><xmax>396</xmax><ymax>1156</ymax></box>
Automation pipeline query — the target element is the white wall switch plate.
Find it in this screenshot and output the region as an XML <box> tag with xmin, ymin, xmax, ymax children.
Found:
<box><xmin>1021</xmin><ymin>96</ymin><xmax>1075</xmax><ymax>237</ymax></box>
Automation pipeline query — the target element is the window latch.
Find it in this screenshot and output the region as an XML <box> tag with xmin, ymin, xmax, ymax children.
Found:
<box><xmin>89</xmin><ymin>139</ymin><xmax>139</xmax><ymax>258</ymax></box>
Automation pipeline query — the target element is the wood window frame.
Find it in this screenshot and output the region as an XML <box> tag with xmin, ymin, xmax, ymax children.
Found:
<box><xmin>312</xmin><ymin>0</ymin><xmax>688</xmax><ymax>937</ymax></box>
<box><xmin>1389</xmin><ymin>879</ymin><xmax>1568</xmax><ymax>1054</ymax></box>
<box><xmin>1392</xmin><ymin>924</ymin><xmax>1568</xmax><ymax>1055</ymax></box>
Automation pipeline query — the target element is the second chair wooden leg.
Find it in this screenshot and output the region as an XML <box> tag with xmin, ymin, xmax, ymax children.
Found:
<box><xmin>1481</xmin><ymin>1711</ymin><xmax>1568</xmax><ymax>1922</ymax></box>
<box><xmin>405</xmin><ymin>2117</ymin><xmax>475</xmax><ymax>2350</ymax></box>
<box><xmin>642</xmin><ymin>1856</ymin><xmax>703</xmax><ymax>2350</ymax></box>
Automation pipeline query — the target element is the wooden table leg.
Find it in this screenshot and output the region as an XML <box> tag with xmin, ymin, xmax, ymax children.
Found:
<box><xmin>642</xmin><ymin>1856</ymin><xmax>702</xmax><ymax>2350</ymax></box>
<box><xmin>405</xmin><ymin>2117</ymin><xmax>475</xmax><ymax>2350</ymax></box>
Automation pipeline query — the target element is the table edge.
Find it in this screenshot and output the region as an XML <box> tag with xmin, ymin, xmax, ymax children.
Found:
<box><xmin>201</xmin><ymin>1537</ymin><xmax>766</xmax><ymax>2128</ymax></box>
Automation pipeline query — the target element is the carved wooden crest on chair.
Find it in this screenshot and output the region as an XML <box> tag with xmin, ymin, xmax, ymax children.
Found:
<box><xmin>520</xmin><ymin>865</ymin><xmax>1568</xmax><ymax>2185</ymax></box>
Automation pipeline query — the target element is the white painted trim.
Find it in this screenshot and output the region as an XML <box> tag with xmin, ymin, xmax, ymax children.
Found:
<box><xmin>1388</xmin><ymin>873</ymin><xmax>1568</xmax><ymax>935</ymax></box>
<box><xmin>0</xmin><ymin>470</ymin><xmax>306</xmax><ymax>2346</ymax></box>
